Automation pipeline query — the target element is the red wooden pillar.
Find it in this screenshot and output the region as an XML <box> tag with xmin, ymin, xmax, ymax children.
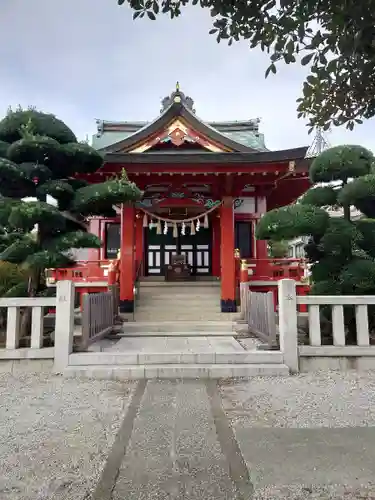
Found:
<box><xmin>119</xmin><ymin>204</ymin><xmax>135</xmax><ymax>313</ymax></box>
<box><xmin>220</xmin><ymin>197</ymin><xmax>237</xmax><ymax>312</ymax></box>
<box><xmin>256</xmin><ymin>238</ymin><xmax>268</xmax><ymax>259</ymax></box>
<box><xmin>211</xmin><ymin>214</ymin><xmax>220</xmax><ymax>277</ymax></box>
<box><xmin>135</xmin><ymin>213</ymin><xmax>144</xmax><ymax>277</ymax></box>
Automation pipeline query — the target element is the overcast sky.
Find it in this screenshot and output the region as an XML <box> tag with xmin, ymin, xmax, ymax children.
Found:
<box><xmin>1</xmin><ymin>0</ymin><xmax>374</xmax><ymax>152</ymax></box>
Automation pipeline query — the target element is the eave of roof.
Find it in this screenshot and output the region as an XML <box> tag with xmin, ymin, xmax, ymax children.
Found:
<box><xmin>99</xmin><ymin>100</ymin><xmax>258</xmax><ymax>154</ymax></box>
<box><xmin>100</xmin><ymin>119</ymin><xmax>259</xmax><ymax>132</ymax></box>
<box><xmin>104</xmin><ymin>147</ymin><xmax>309</xmax><ymax>165</ymax></box>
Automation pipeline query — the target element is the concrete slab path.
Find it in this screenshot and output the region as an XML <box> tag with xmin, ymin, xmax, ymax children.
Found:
<box><xmin>90</xmin><ymin>335</ymin><xmax>246</xmax><ymax>353</ymax></box>
<box><xmin>92</xmin><ymin>377</ymin><xmax>375</xmax><ymax>500</ymax></box>
<box><xmin>2</xmin><ymin>371</ymin><xmax>375</xmax><ymax>499</ymax></box>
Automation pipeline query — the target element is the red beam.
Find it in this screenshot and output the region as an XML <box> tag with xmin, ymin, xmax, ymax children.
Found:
<box><xmin>101</xmin><ymin>161</ymin><xmax>299</xmax><ymax>174</ymax></box>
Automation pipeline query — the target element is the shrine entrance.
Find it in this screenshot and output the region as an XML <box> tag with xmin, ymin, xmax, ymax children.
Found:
<box><xmin>145</xmin><ymin>224</ymin><xmax>212</xmax><ymax>276</ymax></box>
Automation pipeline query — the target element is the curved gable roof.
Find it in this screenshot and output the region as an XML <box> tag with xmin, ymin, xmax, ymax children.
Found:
<box><xmin>99</xmin><ymin>91</ymin><xmax>257</xmax><ymax>154</ymax></box>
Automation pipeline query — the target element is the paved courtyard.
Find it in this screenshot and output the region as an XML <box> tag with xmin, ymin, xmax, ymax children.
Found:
<box><xmin>89</xmin><ymin>335</ymin><xmax>247</xmax><ymax>353</ymax></box>
<box><xmin>1</xmin><ymin>370</ymin><xmax>375</xmax><ymax>499</ymax></box>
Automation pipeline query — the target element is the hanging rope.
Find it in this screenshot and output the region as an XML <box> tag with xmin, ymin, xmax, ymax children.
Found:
<box><xmin>140</xmin><ymin>201</ymin><xmax>221</xmax><ymax>225</ymax></box>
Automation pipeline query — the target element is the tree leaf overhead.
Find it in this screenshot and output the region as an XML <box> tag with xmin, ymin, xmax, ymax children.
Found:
<box><xmin>120</xmin><ymin>0</ymin><xmax>375</xmax><ymax>130</ymax></box>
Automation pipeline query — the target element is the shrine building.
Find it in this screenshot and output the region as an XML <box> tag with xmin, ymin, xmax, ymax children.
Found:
<box><xmin>70</xmin><ymin>84</ymin><xmax>310</xmax><ymax>313</ymax></box>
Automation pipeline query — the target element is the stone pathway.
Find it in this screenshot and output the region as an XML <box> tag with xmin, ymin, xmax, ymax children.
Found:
<box><xmin>2</xmin><ymin>371</ymin><xmax>375</xmax><ymax>499</ymax></box>
<box><xmin>92</xmin><ymin>376</ymin><xmax>375</xmax><ymax>500</ymax></box>
<box><xmin>89</xmin><ymin>335</ymin><xmax>247</xmax><ymax>353</ymax></box>
<box><xmin>92</xmin><ymin>380</ymin><xmax>251</xmax><ymax>500</ymax></box>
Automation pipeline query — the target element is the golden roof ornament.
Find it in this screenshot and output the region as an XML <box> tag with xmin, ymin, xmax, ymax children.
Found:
<box><xmin>160</xmin><ymin>83</ymin><xmax>196</xmax><ymax>113</ymax></box>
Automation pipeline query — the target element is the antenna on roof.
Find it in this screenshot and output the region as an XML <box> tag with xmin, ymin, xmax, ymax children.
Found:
<box><xmin>306</xmin><ymin>127</ymin><xmax>330</xmax><ymax>158</ymax></box>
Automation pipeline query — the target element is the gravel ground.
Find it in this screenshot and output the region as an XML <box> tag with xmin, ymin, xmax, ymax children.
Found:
<box><xmin>252</xmin><ymin>484</ymin><xmax>375</xmax><ymax>499</ymax></box>
<box><xmin>0</xmin><ymin>372</ymin><xmax>135</xmax><ymax>500</ymax></box>
<box><xmin>219</xmin><ymin>370</ymin><xmax>375</xmax><ymax>428</ymax></box>
<box><xmin>219</xmin><ymin>371</ymin><xmax>375</xmax><ymax>499</ymax></box>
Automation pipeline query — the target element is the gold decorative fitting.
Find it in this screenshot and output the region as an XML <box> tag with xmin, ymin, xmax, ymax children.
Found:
<box><xmin>174</xmin><ymin>96</ymin><xmax>181</xmax><ymax>103</ymax></box>
<box><xmin>240</xmin><ymin>259</ymin><xmax>247</xmax><ymax>271</ymax></box>
<box><xmin>288</xmin><ymin>160</ymin><xmax>296</xmax><ymax>172</ymax></box>
<box><xmin>176</xmin><ymin>81</ymin><xmax>180</xmax><ymax>91</ymax></box>
<box><xmin>234</xmin><ymin>248</ymin><xmax>240</xmax><ymax>258</ymax></box>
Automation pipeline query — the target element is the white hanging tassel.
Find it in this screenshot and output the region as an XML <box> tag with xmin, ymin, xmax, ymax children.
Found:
<box><xmin>181</xmin><ymin>222</ymin><xmax>185</xmax><ymax>235</ymax></box>
<box><xmin>163</xmin><ymin>221</ymin><xmax>168</xmax><ymax>235</ymax></box>
<box><xmin>173</xmin><ymin>222</ymin><xmax>178</xmax><ymax>238</ymax></box>
<box><xmin>143</xmin><ymin>213</ymin><xmax>148</xmax><ymax>227</ymax></box>
<box><xmin>196</xmin><ymin>219</ymin><xmax>200</xmax><ymax>232</ymax></box>
<box><xmin>156</xmin><ymin>219</ymin><xmax>162</xmax><ymax>235</ymax></box>
<box><xmin>190</xmin><ymin>220</ymin><xmax>195</xmax><ymax>235</ymax></box>
<box><xmin>148</xmin><ymin>218</ymin><xmax>153</xmax><ymax>230</ymax></box>
<box><xmin>203</xmin><ymin>213</ymin><xmax>209</xmax><ymax>228</ymax></box>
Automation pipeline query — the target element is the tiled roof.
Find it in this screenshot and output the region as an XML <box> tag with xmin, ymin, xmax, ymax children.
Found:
<box><xmin>92</xmin><ymin>119</ymin><xmax>267</xmax><ymax>152</ymax></box>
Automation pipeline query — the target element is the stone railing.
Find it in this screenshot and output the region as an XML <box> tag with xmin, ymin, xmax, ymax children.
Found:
<box><xmin>278</xmin><ymin>279</ymin><xmax>375</xmax><ymax>372</ymax></box>
<box><xmin>0</xmin><ymin>280</ymin><xmax>120</xmax><ymax>372</ymax></box>
<box><xmin>1</xmin><ymin>296</ymin><xmax>55</xmax><ymax>351</ymax></box>
<box><xmin>0</xmin><ymin>281</ymin><xmax>74</xmax><ymax>369</ymax></box>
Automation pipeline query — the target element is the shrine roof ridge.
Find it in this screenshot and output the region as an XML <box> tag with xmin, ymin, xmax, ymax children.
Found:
<box><xmin>104</xmin><ymin>146</ymin><xmax>308</xmax><ymax>165</ymax></box>
<box><xmin>100</xmin><ymin>100</ymin><xmax>257</xmax><ymax>154</ymax></box>
<box><xmin>97</xmin><ymin>118</ymin><xmax>260</xmax><ymax>131</ymax></box>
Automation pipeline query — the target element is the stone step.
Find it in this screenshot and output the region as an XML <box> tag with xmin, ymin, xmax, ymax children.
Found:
<box><xmin>134</xmin><ymin>314</ymin><xmax>236</xmax><ymax>321</ymax></box>
<box><xmin>63</xmin><ymin>363</ymin><xmax>289</xmax><ymax>379</ymax></box>
<box><xmin>122</xmin><ymin>321</ymin><xmax>235</xmax><ymax>333</ymax></box>
<box><xmin>138</xmin><ymin>294</ymin><xmax>220</xmax><ymax>299</ymax></box>
<box><xmin>69</xmin><ymin>350</ymin><xmax>283</xmax><ymax>365</ymax></box>
<box><xmin>138</xmin><ymin>293</ymin><xmax>220</xmax><ymax>300</ymax></box>
<box><xmin>139</xmin><ymin>281</ymin><xmax>221</xmax><ymax>288</ymax></box>
<box><xmin>135</xmin><ymin>305</ymin><xmax>221</xmax><ymax>313</ymax></box>
<box><xmin>110</xmin><ymin>331</ymin><xmax>236</xmax><ymax>337</ymax></box>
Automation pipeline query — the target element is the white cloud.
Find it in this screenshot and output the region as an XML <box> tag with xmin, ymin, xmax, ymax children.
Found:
<box><xmin>0</xmin><ymin>0</ymin><xmax>373</xmax><ymax>150</ymax></box>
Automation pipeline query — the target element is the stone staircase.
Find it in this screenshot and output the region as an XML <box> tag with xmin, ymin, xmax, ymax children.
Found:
<box><xmin>63</xmin><ymin>280</ymin><xmax>289</xmax><ymax>379</ymax></box>
<box><xmin>129</xmin><ymin>281</ymin><xmax>239</xmax><ymax>331</ymax></box>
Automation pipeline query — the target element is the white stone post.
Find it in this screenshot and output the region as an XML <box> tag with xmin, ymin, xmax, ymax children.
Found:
<box><xmin>278</xmin><ymin>279</ymin><xmax>299</xmax><ymax>373</ymax></box>
<box><xmin>239</xmin><ymin>282</ymin><xmax>249</xmax><ymax>321</ymax></box>
<box><xmin>53</xmin><ymin>280</ymin><xmax>75</xmax><ymax>373</ymax></box>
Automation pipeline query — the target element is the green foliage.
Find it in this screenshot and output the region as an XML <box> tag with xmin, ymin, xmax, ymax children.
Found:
<box><xmin>121</xmin><ymin>0</ymin><xmax>375</xmax><ymax>131</ymax></box>
<box><xmin>7</xmin><ymin>135</ymin><xmax>61</xmax><ymax>166</ymax></box>
<box><xmin>0</xmin><ymin>236</ymin><xmax>39</xmax><ymax>264</ymax></box>
<box><xmin>8</xmin><ymin>201</ymin><xmax>66</xmax><ymax>232</ymax></box>
<box><xmin>36</xmin><ymin>181</ymin><xmax>75</xmax><ymax>211</ymax></box>
<box><xmin>0</xmin><ymin>261</ymin><xmax>28</xmax><ymax>297</ymax></box>
<box><xmin>310</xmin><ymin>145</ymin><xmax>374</xmax><ymax>183</ymax></box>
<box><xmin>338</xmin><ymin>174</ymin><xmax>375</xmax><ymax>218</ymax></box>
<box><xmin>73</xmin><ymin>177</ymin><xmax>142</xmax><ymax>214</ymax></box>
<box><xmin>299</xmin><ymin>186</ymin><xmax>337</xmax><ymax>207</ymax></box>
<box><xmin>0</xmin><ymin>107</ymin><xmax>142</xmax><ymax>296</ymax></box>
<box><xmin>320</xmin><ymin>218</ymin><xmax>361</xmax><ymax>256</ymax></box>
<box><xmin>310</xmin><ymin>257</ymin><xmax>344</xmax><ymax>284</ymax></box>
<box><xmin>268</xmin><ymin>240</ymin><xmax>289</xmax><ymax>258</ymax></box>
<box><xmin>0</xmin><ymin>108</ymin><xmax>76</xmax><ymax>144</ymax></box>
<box><xmin>45</xmin><ymin>231</ymin><xmax>101</xmax><ymax>254</ymax></box>
<box><xmin>257</xmin><ymin>145</ymin><xmax>375</xmax><ymax>322</ymax></box>
<box><xmin>354</xmin><ymin>219</ymin><xmax>375</xmax><ymax>258</ymax></box>
<box><xmin>61</xmin><ymin>142</ymin><xmax>104</xmax><ymax>175</ymax></box>
<box><xmin>256</xmin><ymin>204</ymin><xmax>329</xmax><ymax>241</ymax></box>
<box><xmin>339</xmin><ymin>259</ymin><xmax>375</xmax><ymax>294</ymax></box>
<box><xmin>0</xmin><ymin>140</ymin><xmax>9</xmax><ymax>159</ymax></box>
